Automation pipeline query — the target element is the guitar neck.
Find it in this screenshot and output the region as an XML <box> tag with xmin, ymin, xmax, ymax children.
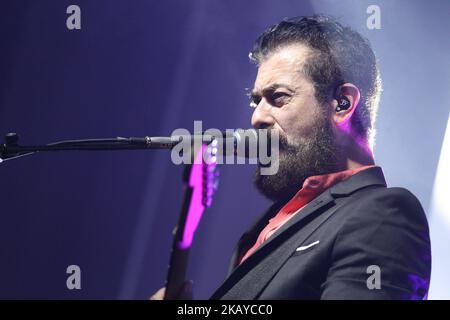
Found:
<box><xmin>163</xmin><ymin>143</ymin><xmax>217</xmax><ymax>300</ymax></box>
<box><xmin>164</xmin><ymin>185</ymin><xmax>194</xmax><ymax>300</ymax></box>
<box><xmin>165</xmin><ymin>244</ymin><xmax>190</xmax><ymax>300</ymax></box>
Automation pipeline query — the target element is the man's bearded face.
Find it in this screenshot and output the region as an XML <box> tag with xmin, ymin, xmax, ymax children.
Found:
<box><xmin>250</xmin><ymin>44</ymin><xmax>345</xmax><ymax>202</ymax></box>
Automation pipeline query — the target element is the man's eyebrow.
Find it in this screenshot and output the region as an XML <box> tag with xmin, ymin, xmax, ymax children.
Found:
<box><xmin>250</xmin><ymin>83</ymin><xmax>295</xmax><ymax>98</ymax></box>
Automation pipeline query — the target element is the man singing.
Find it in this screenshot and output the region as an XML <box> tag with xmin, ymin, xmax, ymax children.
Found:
<box><xmin>153</xmin><ymin>15</ymin><xmax>431</xmax><ymax>300</ymax></box>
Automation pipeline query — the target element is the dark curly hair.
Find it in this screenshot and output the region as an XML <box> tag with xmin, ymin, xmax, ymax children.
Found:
<box><xmin>250</xmin><ymin>15</ymin><xmax>382</xmax><ymax>145</ymax></box>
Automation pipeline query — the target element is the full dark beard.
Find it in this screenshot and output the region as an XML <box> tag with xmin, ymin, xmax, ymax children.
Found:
<box><xmin>253</xmin><ymin>116</ymin><xmax>345</xmax><ymax>202</ymax></box>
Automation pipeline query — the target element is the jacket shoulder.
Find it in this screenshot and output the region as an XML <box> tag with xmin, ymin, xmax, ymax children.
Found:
<box><xmin>345</xmin><ymin>186</ymin><xmax>427</xmax><ymax>223</ymax></box>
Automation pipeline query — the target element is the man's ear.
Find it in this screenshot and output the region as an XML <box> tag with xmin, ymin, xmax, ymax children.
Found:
<box><xmin>331</xmin><ymin>83</ymin><xmax>361</xmax><ymax>126</ymax></box>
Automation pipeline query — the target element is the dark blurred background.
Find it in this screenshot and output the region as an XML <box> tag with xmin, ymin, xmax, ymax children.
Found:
<box><xmin>0</xmin><ymin>0</ymin><xmax>449</xmax><ymax>299</ymax></box>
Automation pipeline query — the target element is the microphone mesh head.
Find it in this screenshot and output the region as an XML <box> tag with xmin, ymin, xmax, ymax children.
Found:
<box><xmin>233</xmin><ymin>129</ymin><xmax>258</xmax><ymax>159</ymax></box>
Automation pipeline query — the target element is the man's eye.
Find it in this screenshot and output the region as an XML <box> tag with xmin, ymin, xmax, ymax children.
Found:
<box><xmin>250</xmin><ymin>97</ymin><xmax>261</xmax><ymax>108</ymax></box>
<box><xmin>270</xmin><ymin>92</ymin><xmax>290</xmax><ymax>106</ymax></box>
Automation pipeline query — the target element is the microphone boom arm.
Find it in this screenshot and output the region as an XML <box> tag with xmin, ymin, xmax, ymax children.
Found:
<box><xmin>0</xmin><ymin>133</ymin><xmax>182</xmax><ymax>162</ymax></box>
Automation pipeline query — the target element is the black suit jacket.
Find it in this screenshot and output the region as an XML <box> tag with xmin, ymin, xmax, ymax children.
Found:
<box><xmin>210</xmin><ymin>167</ymin><xmax>431</xmax><ymax>299</ymax></box>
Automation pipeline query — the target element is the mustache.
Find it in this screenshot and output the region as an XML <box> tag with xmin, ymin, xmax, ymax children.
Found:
<box><xmin>260</xmin><ymin>128</ymin><xmax>289</xmax><ymax>150</ymax></box>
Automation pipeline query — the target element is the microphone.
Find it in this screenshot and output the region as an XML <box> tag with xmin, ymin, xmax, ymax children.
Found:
<box><xmin>0</xmin><ymin>129</ymin><xmax>258</xmax><ymax>163</ymax></box>
<box><xmin>226</xmin><ymin>128</ymin><xmax>259</xmax><ymax>158</ymax></box>
<box><xmin>169</xmin><ymin>128</ymin><xmax>258</xmax><ymax>159</ymax></box>
<box><xmin>0</xmin><ymin>129</ymin><xmax>259</xmax><ymax>162</ymax></box>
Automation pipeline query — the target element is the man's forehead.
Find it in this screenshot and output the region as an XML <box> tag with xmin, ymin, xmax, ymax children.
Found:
<box><xmin>252</xmin><ymin>44</ymin><xmax>311</xmax><ymax>93</ymax></box>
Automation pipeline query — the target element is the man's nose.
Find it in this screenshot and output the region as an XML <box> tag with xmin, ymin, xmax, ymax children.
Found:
<box><xmin>251</xmin><ymin>103</ymin><xmax>275</xmax><ymax>129</ymax></box>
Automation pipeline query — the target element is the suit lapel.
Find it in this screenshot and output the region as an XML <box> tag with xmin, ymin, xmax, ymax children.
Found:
<box><xmin>211</xmin><ymin>166</ymin><xmax>387</xmax><ymax>300</ymax></box>
<box><xmin>225</xmin><ymin>200</ymin><xmax>286</xmax><ymax>277</ymax></box>
<box><xmin>253</xmin><ymin>191</ymin><xmax>334</xmax><ymax>254</ymax></box>
<box><xmin>211</xmin><ymin>190</ymin><xmax>337</xmax><ymax>300</ymax></box>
